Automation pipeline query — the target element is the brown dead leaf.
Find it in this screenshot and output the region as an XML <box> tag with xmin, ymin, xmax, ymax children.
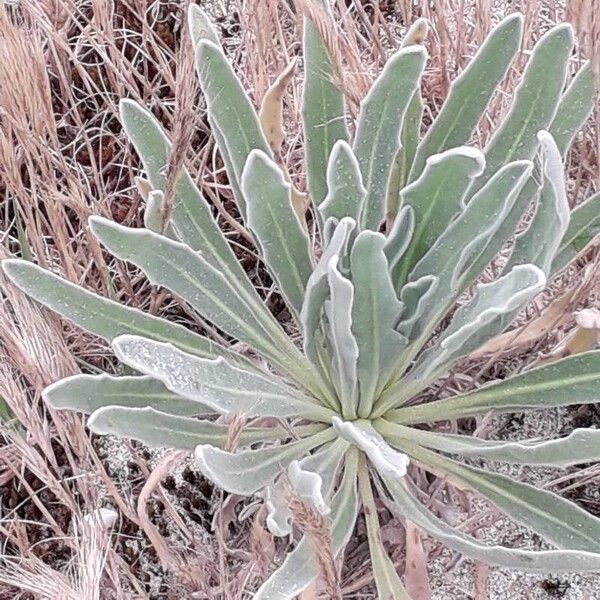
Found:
<box><xmin>404</xmin><ymin>520</ymin><xmax>432</xmax><ymax>600</ymax></box>
<box><xmin>259</xmin><ymin>59</ymin><xmax>297</xmax><ymax>158</ymax></box>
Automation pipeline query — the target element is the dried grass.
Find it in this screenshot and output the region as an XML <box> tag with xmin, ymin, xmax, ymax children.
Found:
<box><xmin>0</xmin><ymin>0</ymin><xmax>598</xmax><ymax>598</ymax></box>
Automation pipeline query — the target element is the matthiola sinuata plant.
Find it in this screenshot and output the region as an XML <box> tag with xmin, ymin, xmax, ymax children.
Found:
<box><xmin>4</xmin><ymin>5</ymin><xmax>600</xmax><ymax>598</ymax></box>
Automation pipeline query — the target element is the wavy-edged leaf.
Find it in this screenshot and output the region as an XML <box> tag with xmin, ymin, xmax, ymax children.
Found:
<box><xmin>350</xmin><ymin>231</ymin><xmax>406</xmax><ymax>416</ymax></box>
<box><xmin>87</xmin><ymin>406</ymin><xmax>301</xmax><ymax>450</ymax></box>
<box><xmin>113</xmin><ymin>335</ymin><xmax>334</xmax><ymax>422</ymax></box>
<box><xmin>506</xmin><ymin>132</ymin><xmax>569</xmax><ymax>274</ymax></box>
<box><xmin>43</xmin><ymin>374</ymin><xmax>210</xmax><ymax>416</ymax></box>
<box><xmin>385</xmin><ymin>477</ymin><xmax>600</xmax><ymax>572</ymax></box>
<box><xmin>552</xmin><ymin>191</ymin><xmax>600</xmax><ymax>273</ymax></box>
<box><xmin>194</xmin><ymin>39</ymin><xmax>271</xmax><ymax>220</ymax></box>
<box><xmin>88</xmin><ymin>217</ymin><xmax>319</xmax><ymax>393</ymax></box>
<box><xmin>378</xmin><ymin>419</ymin><xmax>600</xmax><ymax>468</ymax></box>
<box><xmin>241</xmin><ymin>150</ymin><xmax>313</xmax><ymax>316</ymax></box>
<box><xmin>195</xmin><ymin>427</ymin><xmax>336</xmax><ymax>495</ymax></box>
<box><xmin>325</xmin><ymin>256</ymin><xmax>359</xmax><ymax>418</ymax></box>
<box><xmin>394</xmin><ymin>147</ymin><xmax>485</xmax><ymax>286</ymax></box>
<box><xmin>388</xmin><ymin>351</ymin><xmax>600</xmax><ymax>424</ymax></box>
<box><xmin>0</xmin><ymin>259</ymin><xmax>241</xmax><ymax>364</ymax></box>
<box><xmin>395</xmin><ymin>274</ymin><xmax>438</xmax><ymax>343</ymax></box>
<box><xmin>254</xmin><ymin>448</ymin><xmax>359</xmax><ymax>600</ymax></box>
<box><xmin>412</xmin><ymin>264</ymin><xmax>546</xmax><ymax>381</ymax></box>
<box><xmin>119</xmin><ymin>100</ymin><xmax>249</xmax><ymax>280</ymax></box>
<box><xmin>302</xmin><ymin>11</ymin><xmax>348</xmax><ymax>208</ymax></box>
<box><xmin>333</xmin><ymin>418</ymin><xmax>409</xmax><ymax>479</ymax></box>
<box><xmin>409</xmin><ymin>14</ymin><xmax>523</xmax><ymax>180</ymax></box>
<box><xmin>471</xmin><ymin>23</ymin><xmax>574</xmax><ymax>194</ymax></box>
<box><xmin>401</xmin><ymin>443</ymin><xmax>600</xmax><ymax>554</ymax></box>
<box><xmin>354</xmin><ymin>46</ymin><xmax>427</xmax><ymax>230</ymax></box>
<box><xmin>319</xmin><ymin>140</ymin><xmax>366</xmax><ymax>224</ymax></box>
<box><xmin>358</xmin><ymin>460</ymin><xmax>411</xmax><ymax>600</ymax></box>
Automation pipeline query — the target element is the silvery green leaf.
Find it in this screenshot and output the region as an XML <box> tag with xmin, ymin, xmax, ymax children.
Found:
<box><xmin>301</xmin><ymin>218</ymin><xmax>356</xmax><ymax>361</ymax></box>
<box><xmin>384</xmin><ymin>205</ymin><xmax>415</xmax><ymax>272</ymax></box>
<box><xmin>195</xmin><ymin>427</ymin><xmax>335</xmax><ymax>495</ymax></box>
<box><xmin>389</xmin><ymin>351</ymin><xmax>600</xmax><ymax>425</ymax></box>
<box><xmin>241</xmin><ymin>150</ymin><xmax>313</xmax><ymax>316</ymax></box>
<box><xmin>194</xmin><ymin>40</ymin><xmax>271</xmax><ymax>220</ymax></box>
<box><xmin>298</xmin><ymin>437</ymin><xmax>349</xmax><ymax>499</ymax></box>
<box><xmin>43</xmin><ymin>374</ymin><xmax>210</xmax><ymax>416</ymax></box>
<box><xmin>87</xmin><ymin>406</ymin><xmax>287</xmax><ymax>450</ymax></box>
<box><xmin>412</xmin><ymin>264</ymin><xmax>546</xmax><ymax>381</ymax></box>
<box><xmin>188</xmin><ymin>4</ymin><xmax>220</xmax><ymax>46</ymax></box>
<box><xmin>354</xmin><ymin>45</ymin><xmax>427</xmax><ymax>230</ymax></box>
<box><xmin>410</xmin><ymin>14</ymin><xmax>523</xmax><ymax>181</ymax></box>
<box><xmin>385</xmin><ymin>477</ymin><xmax>600</xmax><ymax>572</ymax></box>
<box><xmin>394</xmin><ymin>147</ymin><xmax>485</xmax><ymax>287</ymax></box>
<box><xmin>112</xmin><ymin>335</ymin><xmax>334</xmax><ymax>422</ymax></box>
<box><xmin>395</xmin><ymin>274</ymin><xmax>438</xmax><ymax>342</ymax></box>
<box><xmin>0</xmin><ymin>259</ymin><xmax>240</xmax><ymax>364</ymax></box>
<box><xmin>288</xmin><ymin>460</ymin><xmax>330</xmax><ymax>514</ymax></box>
<box><xmin>302</xmin><ymin>12</ymin><xmax>348</xmax><ymax>208</ymax></box>
<box><xmin>404</xmin><ymin>443</ymin><xmax>600</xmax><ymax>554</ymax></box>
<box><xmin>119</xmin><ymin>100</ymin><xmax>248</xmax><ymax>281</ymax></box>
<box><xmin>552</xmin><ymin>191</ymin><xmax>600</xmax><ymax>273</ymax></box>
<box><xmin>377</xmin><ymin>420</ymin><xmax>600</xmax><ymax>468</ymax></box>
<box><xmin>470</xmin><ymin>23</ymin><xmax>574</xmax><ymax>195</ymax></box>
<box><xmin>506</xmin><ymin>132</ymin><xmax>569</xmax><ymax>274</ymax></box>
<box><xmin>324</xmin><ymin>256</ymin><xmax>359</xmax><ymax>417</ymax></box>
<box><xmin>89</xmin><ymin>217</ymin><xmax>320</xmax><ymax>394</ymax></box>
<box><xmin>319</xmin><ymin>140</ymin><xmax>366</xmax><ymax>224</ymax></box>
<box><xmin>350</xmin><ymin>231</ymin><xmax>406</xmax><ymax>416</ymax></box>
<box><xmin>332</xmin><ymin>417</ymin><xmax>409</xmax><ymax>478</ymax></box>
<box><xmin>254</xmin><ymin>449</ymin><xmax>359</xmax><ymax>600</ymax></box>
<box><xmin>549</xmin><ymin>61</ymin><xmax>596</xmax><ymax>154</ymax></box>
<box><xmin>358</xmin><ymin>464</ymin><xmax>412</xmax><ymax>600</ymax></box>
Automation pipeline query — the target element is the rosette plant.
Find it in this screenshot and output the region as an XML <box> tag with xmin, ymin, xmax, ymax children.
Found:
<box><xmin>4</xmin><ymin>5</ymin><xmax>600</xmax><ymax>598</ymax></box>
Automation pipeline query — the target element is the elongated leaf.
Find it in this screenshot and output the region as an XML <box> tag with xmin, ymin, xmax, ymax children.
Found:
<box><xmin>88</xmin><ymin>217</ymin><xmax>318</xmax><ymax>392</ymax></box>
<box><xmin>402</xmin><ymin>443</ymin><xmax>600</xmax><ymax>554</ymax></box>
<box><xmin>410</xmin><ymin>14</ymin><xmax>523</xmax><ymax>181</ymax></box>
<box><xmin>302</xmin><ymin>12</ymin><xmax>348</xmax><ymax>208</ymax></box>
<box><xmin>298</xmin><ymin>437</ymin><xmax>349</xmax><ymax>499</ymax></box>
<box><xmin>471</xmin><ymin>24</ymin><xmax>574</xmax><ymax>194</ymax></box>
<box><xmin>506</xmin><ymin>132</ymin><xmax>569</xmax><ymax>274</ymax></box>
<box><xmin>552</xmin><ymin>192</ymin><xmax>600</xmax><ymax>273</ymax></box>
<box><xmin>87</xmin><ymin>406</ymin><xmax>310</xmax><ymax>450</ymax></box>
<box><xmin>188</xmin><ymin>5</ymin><xmax>220</xmax><ymax>46</ymax></box>
<box><xmin>358</xmin><ymin>461</ymin><xmax>411</xmax><ymax>600</ymax></box>
<box><xmin>412</xmin><ymin>264</ymin><xmax>546</xmax><ymax>381</ymax></box>
<box><xmin>350</xmin><ymin>231</ymin><xmax>406</xmax><ymax>416</ymax></box>
<box><xmin>394</xmin><ymin>147</ymin><xmax>485</xmax><ymax>286</ymax></box>
<box><xmin>241</xmin><ymin>151</ymin><xmax>313</xmax><ymax>316</ymax></box>
<box><xmin>119</xmin><ymin>100</ymin><xmax>249</xmax><ymax>281</ymax></box>
<box><xmin>254</xmin><ymin>449</ymin><xmax>359</xmax><ymax>600</ymax></box>
<box><xmin>195</xmin><ymin>427</ymin><xmax>335</xmax><ymax>495</ymax></box>
<box><xmin>378</xmin><ymin>419</ymin><xmax>600</xmax><ymax>468</ymax></box>
<box><xmin>465</xmin><ymin>61</ymin><xmax>597</xmax><ymax>285</ymax></box>
<box><xmin>385</xmin><ymin>477</ymin><xmax>600</xmax><ymax>572</ymax></box>
<box><xmin>354</xmin><ymin>46</ymin><xmax>427</xmax><ymax>230</ymax></box>
<box><xmin>395</xmin><ymin>274</ymin><xmax>438</xmax><ymax>342</ymax></box>
<box><xmin>549</xmin><ymin>61</ymin><xmax>596</xmax><ymax>154</ymax></box>
<box><xmin>0</xmin><ymin>260</ymin><xmax>242</xmax><ymax>364</ymax></box>
<box><xmin>194</xmin><ymin>40</ymin><xmax>271</xmax><ymax>220</ymax></box>
<box><xmin>384</xmin><ymin>205</ymin><xmax>415</xmax><ymax>272</ymax></box>
<box><xmin>325</xmin><ymin>257</ymin><xmax>359</xmax><ymax>417</ymax></box>
<box><xmin>43</xmin><ymin>374</ymin><xmax>210</xmax><ymax>416</ymax></box>
<box><xmin>388</xmin><ymin>351</ymin><xmax>600</xmax><ymax>424</ymax></box>
<box><xmin>113</xmin><ymin>335</ymin><xmax>334</xmax><ymax>422</ymax></box>
<box><xmin>319</xmin><ymin>140</ymin><xmax>366</xmax><ymax>224</ymax></box>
